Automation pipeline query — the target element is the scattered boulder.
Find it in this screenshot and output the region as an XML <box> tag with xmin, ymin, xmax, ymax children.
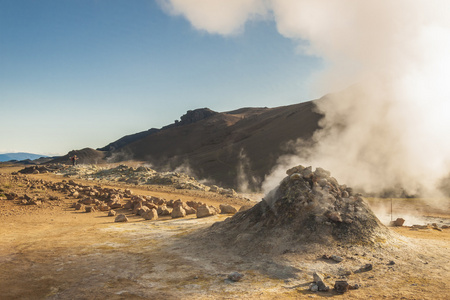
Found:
<box><xmin>334</xmin><ymin>280</ymin><xmax>349</xmax><ymax>294</ymax></box>
<box><xmin>227</xmin><ymin>272</ymin><xmax>244</xmax><ymax>282</ymax></box>
<box><xmin>114</xmin><ymin>214</ymin><xmax>128</xmax><ymax>222</ymax></box>
<box><xmin>98</xmin><ymin>204</ymin><xmax>110</xmax><ymax>211</ymax></box>
<box><xmin>172</xmin><ymin>206</ymin><xmax>186</xmax><ymax>219</ymax></box>
<box><xmin>110</xmin><ymin>201</ymin><xmax>123</xmax><ymax>209</ymax></box>
<box><xmin>137</xmin><ymin>206</ymin><xmax>150</xmax><ymax>216</ymax></box>
<box><xmin>85</xmin><ymin>206</ymin><xmax>96</xmax><ymax>213</ymax></box>
<box><xmin>108</xmin><ymin>210</ymin><xmax>117</xmax><ymax>217</ymax></box>
<box><xmin>5</xmin><ymin>192</ymin><xmax>18</xmax><ymax>200</ymax></box>
<box><xmin>220</xmin><ymin>204</ymin><xmax>237</xmax><ymax>214</ymax></box>
<box><xmin>355</xmin><ymin>264</ymin><xmax>373</xmax><ymax>273</ymax></box>
<box><xmin>390</xmin><ymin>218</ymin><xmax>405</xmax><ymax>227</ymax></box>
<box><xmin>27</xmin><ymin>199</ymin><xmax>42</xmax><ymax>205</ymax></box>
<box><xmin>80</xmin><ymin>197</ymin><xmax>94</xmax><ymax>205</ymax></box>
<box><xmin>321</xmin><ymin>254</ymin><xmax>343</xmax><ymax>262</ymax></box>
<box><xmin>196</xmin><ymin>205</ymin><xmax>217</xmax><ymax>218</ymax></box>
<box><xmin>157</xmin><ymin>205</ymin><xmax>171</xmax><ymax>216</ymax></box>
<box><xmin>313</xmin><ymin>272</ymin><xmax>329</xmax><ymax>292</ymax></box>
<box><xmin>331</xmin><ymin>255</ymin><xmax>343</xmax><ymax>263</ymax></box>
<box><xmin>143</xmin><ymin>208</ymin><xmax>158</xmax><ymax>220</ymax></box>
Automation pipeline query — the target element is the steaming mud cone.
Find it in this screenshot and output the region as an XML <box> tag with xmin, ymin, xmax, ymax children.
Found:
<box><xmin>209</xmin><ymin>166</ymin><xmax>391</xmax><ymax>254</ymax></box>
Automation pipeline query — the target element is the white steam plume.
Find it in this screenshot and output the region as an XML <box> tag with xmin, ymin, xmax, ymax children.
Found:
<box><xmin>159</xmin><ymin>1</ymin><xmax>450</xmax><ymax>196</ymax></box>
<box><xmin>157</xmin><ymin>0</ymin><xmax>268</xmax><ymax>35</ymax></box>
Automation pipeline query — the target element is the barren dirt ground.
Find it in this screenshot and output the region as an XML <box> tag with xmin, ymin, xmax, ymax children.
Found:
<box><xmin>1</xmin><ymin>165</ymin><xmax>449</xmax><ymax>299</ymax></box>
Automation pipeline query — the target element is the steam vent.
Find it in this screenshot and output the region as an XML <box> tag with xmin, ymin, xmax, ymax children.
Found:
<box><xmin>210</xmin><ymin>165</ymin><xmax>391</xmax><ymax>253</ymax></box>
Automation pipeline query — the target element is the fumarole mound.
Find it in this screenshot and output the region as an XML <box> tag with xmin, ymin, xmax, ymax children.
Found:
<box><xmin>210</xmin><ymin>166</ymin><xmax>391</xmax><ymax>254</ymax></box>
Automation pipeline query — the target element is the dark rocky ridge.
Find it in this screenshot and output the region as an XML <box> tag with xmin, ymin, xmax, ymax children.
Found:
<box><xmin>112</xmin><ymin>101</ymin><xmax>322</xmax><ymax>190</ymax></box>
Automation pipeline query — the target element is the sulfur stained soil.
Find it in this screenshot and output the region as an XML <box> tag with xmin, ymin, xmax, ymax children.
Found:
<box><xmin>0</xmin><ymin>164</ymin><xmax>449</xmax><ymax>299</ymax></box>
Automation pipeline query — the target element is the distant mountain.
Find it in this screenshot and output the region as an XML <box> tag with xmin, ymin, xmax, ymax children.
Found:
<box><xmin>101</xmin><ymin>100</ymin><xmax>323</xmax><ymax>190</ymax></box>
<box><xmin>0</xmin><ymin>152</ymin><xmax>48</xmax><ymax>162</ymax></box>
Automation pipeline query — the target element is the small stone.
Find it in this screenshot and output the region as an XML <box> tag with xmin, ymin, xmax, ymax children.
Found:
<box><xmin>85</xmin><ymin>206</ymin><xmax>96</xmax><ymax>213</ymax></box>
<box><xmin>349</xmin><ymin>283</ymin><xmax>361</xmax><ymax>290</ymax></box>
<box><xmin>171</xmin><ymin>206</ymin><xmax>186</xmax><ymax>218</ymax></box>
<box><xmin>108</xmin><ymin>210</ymin><xmax>117</xmax><ymax>216</ymax></box>
<box><xmin>331</xmin><ymin>255</ymin><xmax>343</xmax><ymax>262</ymax></box>
<box><xmin>219</xmin><ymin>204</ymin><xmax>237</xmax><ymax>214</ymax></box>
<box><xmin>390</xmin><ymin>218</ymin><xmax>405</xmax><ymax>227</ymax></box>
<box><xmin>114</xmin><ymin>214</ymin><xmax>128</xmax><ymax>222</ymax></box>
<box><xmin>143</xmin><ymin>208</ymin><xmax>158</xmax><ymax>220</ymax></box>
<box><xmin>334</xmin><ymin>280</ymin><xmax>349</xmax><ymax>294</ymax></box>
<box><xmin>313</xmin><ymin>272</ymin><xmax>329</xmax><ymax>292</ymax></box>
<box><xmin>196</xmin><ymin>205</ymin><xmax>217</xmax><ymax>218</ymax></box>
<box><xmin>309</xmin><ymin>283</ymin><xmax>319</xmax><ymax>292</ymax></box>
<box><xmin>356</xmin><ymin>264</ymin><xmax>373</xmax><ymax>273</ymax></box>
<box><xmin>157</xmin><ymin>205</ymin><xmax>171</xmax><ymax>216</ymax></box>
<box><xmin>227</xmin><ymin>272</ymin><xmax>244</xmax><ymax>282</ymax></box>
<box><xmin>110</xmin><ymin>201</ymin><xmax>123</xmax><ymax>209</ymax></box>
<box><xmin>98</xmin><ymin>204</ymin><xmax>109</xmax><ymax>211</ymax></box>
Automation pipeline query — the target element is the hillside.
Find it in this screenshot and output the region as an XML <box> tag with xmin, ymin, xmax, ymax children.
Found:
<box><xmin>106</xmin><ymin>100</ymin><xmax>322</xmax><ymax>190</ymax></box>
<box><xmin>49</xmin><ymin>148</ymin><xmax>106</xmax><ymax>165</ymax></box>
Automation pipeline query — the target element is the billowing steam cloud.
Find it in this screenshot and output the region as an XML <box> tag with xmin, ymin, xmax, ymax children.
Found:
<box><xmin>158</xmin><ymin>0</ymin><xmax>450</xmax><ymax>196</ymax></box>
<box><xmin>157</xmin><ymin>0</ymin><xmax>268</xmax><ymax>35</ymax></box>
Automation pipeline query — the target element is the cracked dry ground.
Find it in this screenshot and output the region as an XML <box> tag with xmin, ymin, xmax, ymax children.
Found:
<box><xmin>0</xmin><ymin>165</ymin><xmax>449</xmax><ymax>299</ymax></box>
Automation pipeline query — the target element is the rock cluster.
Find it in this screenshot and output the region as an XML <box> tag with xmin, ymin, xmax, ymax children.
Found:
<box><xmin>209</xmin><ymin>165</ymin><xmax>391</xmax><ymax>253</ymax></box>
<box><xmin>1</xmin><ymin>172</ymin><xmax>246</xmax><ymax>221</ymax></box>
<box><xmin>17</xmin><ymin>164</ymin><xmax>244</xmax><ymax>199</ymax></box>
<box><xmin>17</xmin><ymin>164</ymin><xmax>66</xmax><ymax>174</ymax></box>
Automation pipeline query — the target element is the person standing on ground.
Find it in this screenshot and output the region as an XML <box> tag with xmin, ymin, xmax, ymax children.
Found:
<box><xmin>70</xmin><ymin>155</ymin><xmax>78</xmax><ymax>166</ymax></box>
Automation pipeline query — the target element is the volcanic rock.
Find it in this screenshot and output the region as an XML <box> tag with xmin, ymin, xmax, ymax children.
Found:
<box><xmin>313</xmin><ymin>272</ymin><xmax>329</xmax><ymax>292</ymax></box>
<box><xmin>172</xmin><ymin>206</ymin><xmax>186</xmax><ymax>219</ymax></box>
<box><xmin>227</xmin><ymin>272</ymin><xmax>244</xmax><ymax>282</ymax></box>
<box><xmin>85</xmin><ymin>206</ymin><xmax>96</xmax><ymax>213</ymax></box>
<box><xmin>143</xmin><ymin>208</ymin><xmax>158</xmax><ymax>220</ymax></box>
<box><xmin>334</xmin><ymin>280</ymin><xmax>349</xmax><ymax>294</ymax></box>
<box><xmin>207</xmin><ymin>166</ymin><xmax>390</xmax><ymax>254</ymax></box>
<box><xmin>137</xmin><ymin>206</ymin><xmax>150</xmax><ymax>216</ymax></box>
<box><xmin>390</xmin><ymin>218</ymin><xmax>405</xmax><ymax>227</ymax></box>
<box><xmin>98</xmin><ymin>204</ymin><xmax>109</xmax><ymax>211</ymax></box>
<box><xmin>220</xmin><ymin>204</ymin><xmax>237</xmax><ymax>214</ymax></box>
<box><xmin>197</xmin><ymin>205</ymin><xmax>217</xmax><ymax>218</ymax></box>
<box><xmin>5</xmin><ymin>192</ymin><xmax>18</xmax><ymax>200</ymax></box>
<box><xmin>115</xmin><ymin>214</ymin><xmax>128</xmax><ymax>222</ymax></box>
<box><xmin>157</xmin><ymin>205</ymin><xmax>171</xmax><ymax>216</ymax></box>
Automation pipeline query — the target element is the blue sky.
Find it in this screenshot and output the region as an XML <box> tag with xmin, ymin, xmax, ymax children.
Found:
<box><xmin>0</xmin><ymin>0</ymin><xmax>322</xmax><ymax>155</ymax></box>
